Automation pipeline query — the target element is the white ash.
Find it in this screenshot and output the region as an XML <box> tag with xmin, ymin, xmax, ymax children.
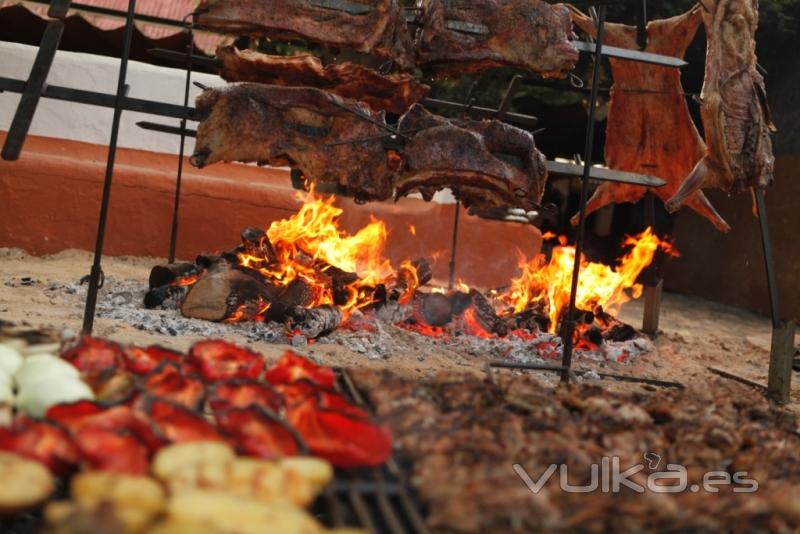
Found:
<box><xmin>44</xmin><ymin>277</ymin><xmax>653</xmax><ymax>366</ymax></box>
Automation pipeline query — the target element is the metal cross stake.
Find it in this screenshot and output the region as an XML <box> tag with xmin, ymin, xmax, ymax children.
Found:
<box><xmin>560</xmin><ymin>4</ymin><xmax>606</xmax><ymax>384</ymax></box>
<box><xmin>167</xmin><ymin>14</ymin><xmax>197</xmax><ymax>264</ymax></box>
<box><xmin>82</xmin><ymin>0</ymin><xmax>138</xmax><ymax>334</ymax></box>
<box><xmin>754</xmin><ymin>188</ymin><xmax>795</xmax><ymax>403</ymax></box>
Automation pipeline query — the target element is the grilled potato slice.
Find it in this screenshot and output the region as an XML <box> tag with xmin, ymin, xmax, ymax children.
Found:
<box><xmin>69</xmin><ymin>471</ymin><xmax>165</xmax><ymax>532</ymax></box>
<box><xmin>0</xmin><ymin>451</ymin><xmax>54</xmax><ymax>515</ymax></box>
<box><xmin>279</xmin><ymin>457</ymin><xmax>334</xmax><ymax>491</ymax></box>
<box><xmin>152</xmin><ymin>441</ymin><xmax>236</xmax><ymax>481</ymax></box>
<box><xmin>168</xmin><ymin>491</ymin><xmax>322</xmax><ymax>534</ymax></box>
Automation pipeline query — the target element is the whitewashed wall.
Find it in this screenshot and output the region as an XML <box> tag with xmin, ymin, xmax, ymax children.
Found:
<box><xmin>0</xmin><ymin>41</ymin><xmax>221</xmax><ymax>155</ymax></box>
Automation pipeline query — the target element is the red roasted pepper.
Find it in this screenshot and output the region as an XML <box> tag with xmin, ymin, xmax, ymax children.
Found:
<box><xmin>123</xmin><ymin>345</ymin><xmax>183</xmax><ymax>375</ymax></box>
<box><xmin>74</xmin><ymin>427</ymin><xmax>149</xmax><ymax>475</ymax></box>
<box><xmin>209</xmin><ymin>379</ymin><xmax>283</xmax><ymax>414</ymax></box>
<box><xmin>216</xmin><ymin>406</ymin><xmax>302</xmax><ymax>460</ymax></box>
<box><xmin>142</xmin><ymin>362</ymin><xmax>206</xmax><ymax>410</ymax></box>
<box><xmin>0</xmin><ymin>416</ymin><xmax>80</xmax><ymax>475</ymax></box>
<box><xmin>264</xmin><ymin>351</ymin><xmax>336</xmax><ymax>388</ymax></box>
<box><xmin>46</xmin><ymin>400</ymin><xmax>134</xmax><ymax>434</ymax></box>
<box><xmin>187</xmin><ymin>340</ymin><xmax>264</xmax><ymax>382</ymax></box>
<box><xmin>131</xmin><ymin>397</ymin><xmax>225</xmax><ymax>452</ymax></box>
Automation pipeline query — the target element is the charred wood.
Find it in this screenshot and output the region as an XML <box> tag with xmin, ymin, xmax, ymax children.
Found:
<box><xmin>181</xmin><ymin>269</ymin><xmax>278</xmax><ymax>322</ymax></box>
<box><xmin>421</xmin><ymin>293</ymin><xmax>453</xmax><ymax>327</ymax></box>
<box><xmin>468</xmin><ymin>289</ymin><xmax>508</xmax><ymax>336</ymax></box>
<box><xmin>289</xmin><ymin>305</ymin><xmax>343</xmax><ymax>339</ymax></box>
<box><xmin>148</xmin><ymin>263</ymin><xmax>201</xmax><ymax>289</ymax></box>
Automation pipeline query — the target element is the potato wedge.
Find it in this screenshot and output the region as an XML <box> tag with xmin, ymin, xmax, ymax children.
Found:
<box><xmin>279</xmin><ymin>457</ymin><xmax>334</xmax><ymax>491</ymax></box>
<box><xmin>168</xmin><ymin>491</ymin><xmax>322</xmax><ymax>534</ymax></box>
<box><xmin>70</xmin><ymin>471</ymin><xmax>166</xmax><ymax>532</ymax></box>
<box><xmin>0</xmin><ymin>451</ymin><xmax>55</xmax><ymax>515</ymax></box>
<box><xmin>152</xmin><ymin>441</ymin><xmax>236</xmax><ymax>482</ymax></box>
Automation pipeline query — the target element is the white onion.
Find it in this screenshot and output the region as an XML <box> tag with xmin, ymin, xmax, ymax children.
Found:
<box><xmin>0</xmin><ymin>381</ymin><xmax>12</xmax><ymax>405</ymax></box>
<box><xmin>14</xmin><ymin>354</ymin><xmax>80</xmax><ymax>391</ymax></box>
<box><xmin>16</xmin><ymin>377</ymin><xmax>94</xmax><ymax>418</ymax></box>
<box><xmin>0</xmin><ymin>345</ymin><xmax>23</xmax><ymax>377</ymax></box>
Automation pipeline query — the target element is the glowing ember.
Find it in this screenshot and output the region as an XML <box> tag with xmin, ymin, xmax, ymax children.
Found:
<box><xmin>499</xmin><ymin>227</ymin><xmax>677</xmax><ymax>333</ymax></box>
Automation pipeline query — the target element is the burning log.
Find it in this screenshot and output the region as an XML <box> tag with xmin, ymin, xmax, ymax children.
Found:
<box><xmin>288</xmin><ymin>305</ymin><xmax>343</xmax><ymax>339</ymax></box>
<box><xmin>389</xmin><ymin>258</ymin><xmax>433</xmax><ymax>303</ymax></box>
<box><xmin>266</xmin><ymin>279</ymin><xmax>315</xmax><ymax>322</ymax></box>
<box><xmin>143</xmin><ymin>285</ymin><xmax>188</xmax><ymax>310</ymax></box>
<box><xmin>421</xmin><ymin>293</ymin><xmax>453</xmax><ymax>327</ymax></box>
<box><xmin>180</xmin><ymin>269</ymin><xmax>278</xmax><ymax>322</ymax></box>
<box><xmin>468</xmin><ymin>290</ymin><xmax>508</xmax><ymax>336</ymax></box>
<box><xmin>148</xmin><ymin>263</ymin><xmax>201</xmax><ymax>289</ymax></box>
<box><xmin>240</xmin><ymin>227</ymin><xmax>277</xmax><ymax>263</ymax></box>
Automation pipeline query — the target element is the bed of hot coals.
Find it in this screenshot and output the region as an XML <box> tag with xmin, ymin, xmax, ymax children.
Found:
<box><xmin>138</xmin><ymin>189</ymin><xmax>669</xmax><ymax>363</ymax></box>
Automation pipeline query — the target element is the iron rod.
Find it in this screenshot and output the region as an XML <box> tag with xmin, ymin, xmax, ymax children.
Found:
<box><xmin>168</xmin><ymin>19</ymin><xmax>195</xmax><ymax>264</ymax></box>
<box><xmin>490</xmin><ymin>361</ymin><xmax>684</xmax><ymax>389</ymax></box>
<box><xmin>561</xmin><ymin>5</ymin><xmax>606</xmax><ymax>384</ymax></box>
<box><xmin>754</xmin><ymin>187</ymin><xmax>781</xmax><ymax>329</ymax></box>
<box><xmin>81</xmin><ymin>0</ymin><xmax>137</xmax><ymax>334</ymax></box>
<box><xmin>708</xmin><ymin>367</ymin><xmax>767</xmax><ymax>391</ymax></box>
<box><xmin>448</xmin><ymin>203</ymin><xmax>460</xmax><ymax>290</ymax></box>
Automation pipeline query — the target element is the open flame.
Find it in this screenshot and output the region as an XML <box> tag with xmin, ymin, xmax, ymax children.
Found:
<box><xmin>499</xmin><ymin>228</ymin><xmax>678</xmax><ymax>333</ymax></box>
<box><xmin>236</xmin><ymin>187</ymin><xmax>403</xmax><ymax>314</ymax></box>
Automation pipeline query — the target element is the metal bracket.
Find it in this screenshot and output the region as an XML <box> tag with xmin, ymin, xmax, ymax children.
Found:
<box><xmin>572</xmin><ymin>41</ymin><xmax>687</xmax><ymax>68</ymax></box>
<box><xmin>546</xmin><ymin>160</ymin><xmax>666</xmax><ymax>188</ymax></box>
<box><xmin>48</xmin><ymin>0</ymin><xmax>73</xmax><ymax>19</ymax></box>
<box><xmin>308</xmin><ymin>0</ymin><xmax>373</xmax><ymax>15</ymax></box>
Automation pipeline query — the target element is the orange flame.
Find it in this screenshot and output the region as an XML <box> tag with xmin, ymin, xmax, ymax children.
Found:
<box><xmin>500</xmin><ymin>227</ymin><xmax>677</xmax><ymax>333</ymax></box>
<box><xmin>236</xmin><ymin>187</ymin><xmax>401</xmax><ymax>316</ymax></box>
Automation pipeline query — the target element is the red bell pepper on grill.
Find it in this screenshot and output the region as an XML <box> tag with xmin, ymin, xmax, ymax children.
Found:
<box><xmin>62</xmin><ymin>336</ymin><xmax>124</xmax><ymax>375</ymax></box>
<box><xmin>46</xmin><ymin>400</ymin><xmax>134</xmax><ymax>434</ymax></box>
<box><xmin>209</xmin><ymin>379</ymin><xmax>283</xmax><ymax>414</ymax></box>
<box><xmin>187</xmin><ymin>340</ymin><xmax>265</xmax><ymax>382</ymax></box>
<box><xmin>264</xmin><ymin>351</ymin><xmax>336</xmax><ymax>388</ymax></box>
<box><xmin>0</xmin><ymin>416</ymin><xmax>80</xmax><ymax>475</ymax></box>
<box><xmin>286</xmin><ymin>391</ymin><xmax>393</xmax><ymax>468</ymax></box>
<box><xmin>131</xmin><ymin>396</ymin><xmax>225</xmax><ymax>452</ymax></box>
<box><xmin>123</xmin><ymin>345</ymin><xmax>183</xmax><ymax>375</ymax></box>
<box><xmin>142</xmin><ymin>362</ymin><xmax>205</xmax><ymax>410</ymax></box>
<box><xmin>73</xmin><ymin>427</ymin><xmax>149</xmax><ymax>475</ymax></box>
<box><xmin>216</xmin><ymin>406</ymin><xmax>302</xmax><ymax>460</ymax></box>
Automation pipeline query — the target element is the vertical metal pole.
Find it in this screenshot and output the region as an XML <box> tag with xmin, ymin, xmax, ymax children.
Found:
<box><xmin>642</xmin><ymin>191</ymin><xmax>663</xmax><ymax>334</ymax></box>
<box><xmin>561</xmin><ymin>5</ymin><xmax>606</xmax><ymax>383</ymax></box>
<box><xmin>446</xmin><ymin>81</ymin><xmax>479</xmax><ymax>290</ymax></box>
<box><xmin>754</xmin><ymin>187</ymin><xmax>794</xmax><ymax>403</ymax></box>
<box><xmin>448</xmin><ymin>203</ymin><xmax>460</xmax><ymax>290</ymax></box>
<box><xmin>168</xmin><ymin>17</ymin><xmax>195</xmax><ymax>264</ymax></box>
<box><xmin>755</xmin><ymin>188</ymin><xmax>780</xmax><ymax>329</ymax></box>
<box><xmin>82</xmin><ymin>0</ymin><xmax>137</xmax><ymax>334</ymax></box>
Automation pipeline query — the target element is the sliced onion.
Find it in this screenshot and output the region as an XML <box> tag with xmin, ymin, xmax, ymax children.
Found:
<box><xmin>14</xmin><ymin>354</ymin><xmax>79</xmax><ymax>390</ymax></box>
<box><xmin>17</xmin><ymin>377</ymin><xmax>94</xmax><ymax>418</ymax></box>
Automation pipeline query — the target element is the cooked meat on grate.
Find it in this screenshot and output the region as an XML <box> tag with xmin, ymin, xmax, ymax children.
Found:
<box><xmin>215</xmin><ymin>46</ymin><xmax>430</xmax><ymax>115</ymax></box>
<box><xmin>569</xmin><ymin>6</ymin><xmax>730</xmax><ymax>232</ymax></box>
<box><xmin>190</xmin><ymin>83</ymin><xmax>398</xmax><ymax>202</ymax></box>
<box><xmin>414</xmin><ymin>0</ymin><xmax>578</xmax><ymax>78</ymax></box>
<box><xmin>398</xmin><ymin>105</ymin><xmax>548</xmax><ymax>211</ymax></box>
<box><xmin>195</xmin><ymin>0</ymin><xmax>416</xmax><ymax>70</ymax></box>
<box><xmin>666</xmin><ymin>0</ymin><xmax>775</xmax><ymax>212</ymax></box>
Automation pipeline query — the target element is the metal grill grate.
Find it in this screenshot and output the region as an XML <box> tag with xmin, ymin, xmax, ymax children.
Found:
<box><xmin>315</xmin><ymin>369</ymin><xmax>429</xmax><ymax>534</ymax></box>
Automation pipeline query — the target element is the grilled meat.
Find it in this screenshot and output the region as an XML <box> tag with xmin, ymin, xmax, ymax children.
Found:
<box><xmin>398</xmin><ymin>105</ymin><xmax>548</xmax><ymax>211</ymax></box>
<box><xmin>350</xmin><ymin>368</ymin><xmax>800</xmax><ymax>534</ymax></box>
<box><xmin>195</xmin><ymin>0</ymin><xmax>416</xmax><ymax>70</ymax></box>
<box><xmin>414</xmin><ymin>0</ymin><xmax>578</xmax><ymax>78</ymax></box>
<box><xmin>569</xmin><ymin>6</ymin><xmax>730</xmax><ymax>232</ymax></box>
<box><xmin>191</xmin><ymin>83</ymin><xmax>397</xmax><ymax>202</ymax></box>
<box><xmin>215</xmin><ymin>46</ymin><xmax>430</xmax><ymax>115</ymax></box>
<box><xmin>666</xmin><ymin>0</ymin><xmax>775</xmax><ymax>212</ymax></box>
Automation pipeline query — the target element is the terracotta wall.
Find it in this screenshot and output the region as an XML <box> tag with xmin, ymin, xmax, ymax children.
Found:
<box><xmin>664</xmin><ymin>155</ymin><xmax>800</xmax><ymax>322</ymax></box>
<box><xmin>0</xmin><ymin>133</ymin><xmax>542</xmax><ymax>289</ymax></box>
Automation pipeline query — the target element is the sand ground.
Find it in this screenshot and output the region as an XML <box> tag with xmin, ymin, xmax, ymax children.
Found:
<box><xmin>1</xmin><ymin>248</ymin><xmax>797</xmax><ymax>416</ymax></box>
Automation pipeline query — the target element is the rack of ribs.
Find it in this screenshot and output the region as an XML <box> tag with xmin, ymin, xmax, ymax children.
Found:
<box><xmin>397</xmin><ymin>105</ymin><xmax>548</xmax><ymax>211</ymax></box>
<box><xmin>190</xmin><ymin>83</ymin><xmax>398</xmax><ymax>202</ymax></box>
<box><xmin>666</xmin><ymin>0</ymin><xmax>775</xmax><ymax>213</ymax></box>
<box><xmin>414</xmin><ymin>0</ymin><xmax>578</xmax><ymax>78</ymax></box>
<box><xmin>215</xmin><ymin>46</ymin><xmax>430</xmax><ymax>115</ymax></box>
<box><xmin>569</xmin><ymin>5</ymin><xmax>730</xmax><ymax>232</ymax></box>
<box><xmin>195</xmin><ymin>0</ymin><xmax>416</xmax><ymax>70</ymax></box>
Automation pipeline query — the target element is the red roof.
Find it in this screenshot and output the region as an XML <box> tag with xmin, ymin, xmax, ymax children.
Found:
<box><xmin>3</xmin><ymin>0</ymin><xmax>222</xmax><ymax>53</ymax></box>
